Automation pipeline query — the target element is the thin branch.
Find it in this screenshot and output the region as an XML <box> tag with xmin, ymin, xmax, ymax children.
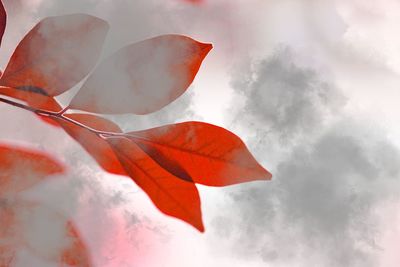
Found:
<box><xmin>0</xmin><ymin>96</ymin><xmax>124</xmax><ymax>138</ymax></box>
<box><xmin>57</xmin><ymin>106</ymin><xmax>70</xmax><ymax>115</ymax></box>
<box><xmin>0</xmin><ymin>97</ymin><xmax>41</xmax><ymax>114</ymax></box>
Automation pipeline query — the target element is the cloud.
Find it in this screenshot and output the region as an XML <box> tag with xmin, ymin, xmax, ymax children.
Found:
<box><xmin>228</xmin><ymin>47</ymin><xmax>345</xmax><ymax>169</ymax></box>
<box><xmin>212</xmin><ymin>123</ymin><xmax>400</xmax><ymax>266</ymax></box>
<box><xmin>209</xmin><ymin>48</ymin><xmax>400</xmax><ymax>267</ymax></box>
<box><xmin>233</xmin><ymin>47</ymin><xmax>345</xmax><ymax>143</ymax></box>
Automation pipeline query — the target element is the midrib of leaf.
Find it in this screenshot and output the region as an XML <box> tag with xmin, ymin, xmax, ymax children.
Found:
<box><xmin>128</xmin><ymin>134</ymin><xmax>262</xmax><ymax>171</ymax></box>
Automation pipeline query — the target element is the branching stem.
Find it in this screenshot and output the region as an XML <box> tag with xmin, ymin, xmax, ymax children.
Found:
<box><xmin>0</xmin><ymin>96</ymin><xmax>125</xmax><ymax>139</ymax></box>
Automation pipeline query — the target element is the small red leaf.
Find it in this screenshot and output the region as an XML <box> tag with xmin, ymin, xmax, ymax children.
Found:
<box><xmin>69</xmin><ymin>34</ymin><xmax>212</xmax><ymax>114</ymax></box>
<box><xmin>0</xmin><ymin>0</ymin><xmax>6</xmax><ymax>46</ymax></box>
<box><xmin>126</xmin><ymin>122</ymin><xmax>272</xmax><ymax>186</ymax></box>
<box><xmin>61</xmin><ymin>221</ymin><xmax>92</xmax><ymax>267</ymax></box>
<box><xmin>0</xmin><ymin>144</ymin><xmax>65</xmax><ymax>196</ymax></box>
<box><xmin>53</xmin><ymin>114</ymin><xmax>126</xmax><ymax>176</ymax></box>
<box><xmin>107</xmin><ymin>136</ymin><xmax>204</xmax><ymax>232</ymax></box>
<box><xmin>183</xmin><ymin>0</ymin><xmax>204</xmax><ymax>4</ymax></box>
<box><xmin>0</xmin><ymin>14</ymin><xmax>109</xmax><ymax>96</ymax></box>
<box><xmin>0</xmin><ymin>205</ymin><xmax>17</xmax><ymax>266</ymax></box>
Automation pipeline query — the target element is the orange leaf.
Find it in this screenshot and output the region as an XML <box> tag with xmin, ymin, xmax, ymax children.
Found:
<box><xmin>0</xmin><ymin>144</ymin><xmax>65</xmax><ymax>196</ymax></box>
<box><xmin>0</xmin><ymin>14</ymin><xmax>109</xmax><ymax>96</ymax></box>
<box><xmin>69</xmin><ymin>34</ymin><xmax>212</xmax><ymax>114</ymax></box>
<box><xmin>0</xmin><ymin>0</ymin><xmax>6</xmax><ymax>46</ymax></box>
<box><xmin>53</xmin><ymin>114</ymin><xmax>126</xmax><ymax>176</ymax></box>
<box><xmin>107</xmin><ymin>137</ymin><xmax>204</xmax><ymax>231</ymax></box>
<box><xmin>126</xmin><ymin>122</ymin><xmax>272</xmax><ymax>186</ymax></box>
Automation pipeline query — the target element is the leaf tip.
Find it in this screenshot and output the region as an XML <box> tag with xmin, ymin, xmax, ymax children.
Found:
<box><xmin>200</xmin><ymin>42</ymin><xmax>213</xmax><ymax>55</ymax></box>
<box><xmin>258</xmin><ymin>165</ymin><xmax>273</xmax><ymax>182</ymax></box>
<box><xmin>198</xmin><ymin>224</ymin><xmax>205</xmax><ymax>233</ymax></box>
<box><xmin>194</xmin><ymin>218</ymin><xmax>205</xmax><ymax>233</ymax></box>
<box><xmin>266</xmin><ymin>170</ymin><xmax>273</xmax><ymax>180</ymax></box>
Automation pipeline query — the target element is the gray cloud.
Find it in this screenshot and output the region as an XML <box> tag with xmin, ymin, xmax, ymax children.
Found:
<box><xmin>209</xmin><ymin>48</ymin><xmax>400</xmax><ymax>267</ymax></box>
<box><xmin>212</xmin><ymin>122</ymin><xmax>400</xmax><ymax>267</ymax></box>
<box><xmin>234</xmin><ymin>48</ymin><xmax>344</xmax><ymax>142</ymax></box>
<box><xmin>228</xmin><ymin>47</ymin><xmax>345</xmax><ymax>169</ymax></box>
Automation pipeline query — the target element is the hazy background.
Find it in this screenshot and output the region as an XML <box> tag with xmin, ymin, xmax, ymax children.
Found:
<box><xmin>1</xmin><ymin>0</ymin><xmax>400</xmax><ymax>266</ymax></box>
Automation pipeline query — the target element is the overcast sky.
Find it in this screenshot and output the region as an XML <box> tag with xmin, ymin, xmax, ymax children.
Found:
<box><xmin>1</xmin><ymin>0</ymin><xmax>400</xmax><ymax>266</ymax></box>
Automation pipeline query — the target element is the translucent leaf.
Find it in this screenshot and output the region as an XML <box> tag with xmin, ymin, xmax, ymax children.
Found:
<box><xmin>70</xmin><ymin>34</ymin><xmax>212</xmax><ymax>114</ymax></box>
<box><xmin>0</xmin><ymin>144</ymin><xmax>64</xmax><ymax>196</ymax></box>
<box><xmin>0</xmin><ymin>14</ymin><xmax>109</xmax><ymax>96</ymax></box>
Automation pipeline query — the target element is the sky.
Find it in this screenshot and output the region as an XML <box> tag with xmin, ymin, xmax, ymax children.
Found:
<box><xmin>1</xmin><ymin>0</ymin><xmax>400</xmax><ymax>266</ymax></box>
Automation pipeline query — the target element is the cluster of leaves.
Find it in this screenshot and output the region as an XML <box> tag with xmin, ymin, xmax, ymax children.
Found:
<box><xmin>0</xmin><ymin>0</ymin><xmax>271</xmax><ymax>265</ymax></box>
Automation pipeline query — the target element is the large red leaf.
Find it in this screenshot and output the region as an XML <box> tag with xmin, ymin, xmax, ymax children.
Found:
<box><xmin>0</xmin><ymin>0</ymin><xmax>6</xmax><ymax>46</ymax></box>
<box><xmin>0</xmin><ymin>14</ymin><xmax>109</xmax><ymax>96</ymax></box>
<box><xmin>53</xmin><ymin>114</ymin><xmax>126</xmax><ymax>176</ymax></box>
<box><xmin>107</xmin><ymin>137</ymin><xmax>204</xmax><ymax>232</ymax></box>
<box><xmin>126</xmin><ymin>122</ymin><xmax>272</xmax><ymax>186</ymax></box>
<box><xmin>0</xmin><ymin>144</ymin><xmax>65</xmax><ymax>196</ymax></box>
<box><xmin>69</xmin><ymin>34</ymin><xmax>212</xmax><ymax>114</ymax></box>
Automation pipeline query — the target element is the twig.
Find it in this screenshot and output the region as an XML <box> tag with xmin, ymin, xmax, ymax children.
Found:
<box><xmin>0</xmin><ymin>96</ymin><xmax>124</xmax><ymax>139</ymax></box>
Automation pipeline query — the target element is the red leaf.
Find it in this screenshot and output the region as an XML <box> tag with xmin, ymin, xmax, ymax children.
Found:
<box><xmin>53</xmin><ymin>114</ymin><xmax>126</xmax><ymax>176</ymax></box>
<box><xmin>54</xmin><ymin>115</ymin><xmax>204</xmax><ymax>230</ymax></box>
<box><xmin>183</xmin><ymin>0</ymin><xmax>204</xmax><ymax>4</ymax></box>
<box><xmin>69</xmin><ymin>34</ymin><xmax>212</xmax><ymax>114</ymax></box>
<box><xmin>0</xmin><ymin>205</ymin><xmax>17</xmax><ymax>266</ymax></box>
<box><xmin>107</xmin><ymin>137</ymin><xmax>204</xmax><ymax>232</ymax></box>
<box><xmin>0</xmin><ymin>0</ymin><xmax>6</xmax><ymax>46</ymax></box>
<box><xmin>0</xmin><ymin>86</ymin><xmax>62</xmax><ymax>127</ymax></box>
<box><xmin>0</xmin><ymin>145</ymin><xmax>89</xmax><ymax>266</ymax></box>
<box><xmin>0</xmin><ymin>14</ymin><xmax>109</xmax><ymax>96</ymax></box>
<box><xmin>0</xmin><ymin>86</ymin><xmax>61</xmax><ymax>112</ymax></box>
<box><xmin>0</xmin><ymin>144</ymin><xmax>65</xmax><ymax>196</ymax></box>
<box><xmin>61</xmin><ymin>221</ymin><xmax>92</xmax><ymax>267</ymax></box>
<box><xmin>0</xmin><ymin>203</ymin><xmax>91</xmax><ymax>266</ymax></box>
<box><xmin>126</xmin><ymin>122</ymin><xmax>272</xmax><ymax>186</ymax></box>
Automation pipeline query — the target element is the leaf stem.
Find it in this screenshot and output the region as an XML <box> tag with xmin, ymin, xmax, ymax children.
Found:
<box><xmin>0</xmin><ymin>96</ymin><xmax>124</xmax><ymax>138</ymax></box>
<box><xmin>57</xmin><ymin>106</ymin><xmax>70</xmax><ymax>115</ymax></box>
